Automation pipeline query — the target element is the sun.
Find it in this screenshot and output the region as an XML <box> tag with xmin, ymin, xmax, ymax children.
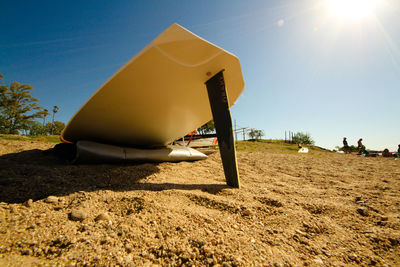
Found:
<box><xmin>325</xmin><ymin>0</ymin><xmax>381</xmax><ymax>20</ymax></box>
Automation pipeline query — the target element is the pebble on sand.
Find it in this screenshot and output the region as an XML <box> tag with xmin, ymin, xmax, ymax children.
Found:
<box><xmin>314</xmin><ymin>257</ymin><xmax>324</xmax><ymax>265</ymax></box>
<box><xmin>242</xmin><ymin>209</ymin><xmax>252</xmax><ymax>216</ymax></box>
<box><xmin>45</xmin><ymin>196</ymin><xmax>59</xmax><ymax>204</ymax></box>
<box><xmin>357</xmin><ymin>207</ymin><xmax>369</xmax><ymax>217</ymax></box>
<box><xmin>95</xmin><ymin>212</ymin><xmax>110</xmax><ymax>222</ymax></box>
<box><xmin>24</xmin><ymin>199</ymin><xmax>33</xmax><ymax>207</ymax></box>
<box><xmin>69</xmin><ymin>209</ymin><xmax>87</xmax><ymax>221</ymax></box>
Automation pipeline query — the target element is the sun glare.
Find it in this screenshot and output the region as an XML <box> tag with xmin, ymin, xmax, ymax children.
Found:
<box><xmin>325</xmin><ymin>0</ymin><xmax>381</xmax><ymax>20</ymax></box>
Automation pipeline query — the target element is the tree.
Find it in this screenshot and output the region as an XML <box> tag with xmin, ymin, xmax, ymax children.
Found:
<box><xmin>198</xmin><ymin>120</ymin><xmax>215</xmax><ymax>135</ymax></box>
<box><xmin>26</xmin><ymin>120</ymin><xmax>46</xmax><ymax>136</ymax></box>
<box><xmin>0</xmin><ymin>76</ymin><xmax>43</xmax><ymax>134</ymax></box>
<box><xmin>40</xmin><ymin>108</ymin><xmax>50</xmax><ymax>126</ymax></box>
<box><xmin>51</xmin><ymin>105</ymin><xmax>59</xmax><ymax>135</ymax></box>
<box><xmin>49</xmin><ymin>121</ymin><xmax>65</xmax><ymax>135</ymax></box>
<box><xmin>292</xmin><ymin>132</ymin><xmax>315</xmax><ymax>145</ymax></box>
<box><xmin>248</xmin><ymin>128</ymin><xmax>264</xmax><ymax>140</ymax></box>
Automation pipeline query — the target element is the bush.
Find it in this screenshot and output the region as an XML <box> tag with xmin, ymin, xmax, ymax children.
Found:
<box><xmin>248</xmin><ymin>128</ymin><xmax>264</xmax><ymax>140</ymax></box>
<box><xmin>292</xmin><ymin>132</ymin><xmax>315</xmax><ymax>145</ymax></box>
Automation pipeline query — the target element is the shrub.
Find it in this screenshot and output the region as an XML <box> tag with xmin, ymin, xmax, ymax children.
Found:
<box><xmin>292</xmin><ymin>132</ymin><xmax>315</xmax><ymax>145</ymax></box>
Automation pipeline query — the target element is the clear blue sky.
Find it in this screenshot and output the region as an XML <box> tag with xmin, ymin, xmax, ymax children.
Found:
<box><xmin>1</xmin><ymin>0</ymin><xmax>399</xmax><ymax>150</ymax></box>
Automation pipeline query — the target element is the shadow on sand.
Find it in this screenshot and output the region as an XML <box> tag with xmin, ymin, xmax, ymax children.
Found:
<box><xmin>0</xmin><ymin>148</ymin><xmax>227</xmax><ymax>204</ymax></box>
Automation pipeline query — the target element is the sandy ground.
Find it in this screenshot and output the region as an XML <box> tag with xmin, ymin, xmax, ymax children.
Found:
<box><xmin>0</xmin><ymin>139</ymin><xmax>399</xmax><ymax>266</ymax></box>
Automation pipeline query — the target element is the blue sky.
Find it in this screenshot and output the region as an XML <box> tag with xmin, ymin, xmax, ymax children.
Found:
<box><xmin>1</xmin><ymin>0</ymin><xmax>399</xmax><ymax>150</ymax></box>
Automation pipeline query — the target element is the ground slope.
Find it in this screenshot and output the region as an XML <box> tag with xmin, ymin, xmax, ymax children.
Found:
<box><xmin>0</xmin><ymin>139</ymin><xmax>399</xmax><ymax>266</ymax></box>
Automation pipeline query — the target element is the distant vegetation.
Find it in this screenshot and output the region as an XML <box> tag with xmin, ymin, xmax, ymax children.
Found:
<box><xmin>248</xmin><ymin>128</ymin><xmax>264</xmax><ymax>140</ymax></box>
<box><xmin>335</xmin><ymin>145</ymin><xmax>359</xmax><ymax>153</ymax></box>
<box><xmin>198</xmin><ymin>120</ymin><xmax>265</xmax><ymax>142</ymax></box>
<box><xmin>292</xmin><ymin>132</ymin><xmax>315</xmax><ymax>145</ymax></box>
<box><xmin>197</xmin><ymin>120</ymin><xmax>215</xmax><ymax>134</ymax></box>
<box><xmin>0</xmin><ymin>134</ymin><xmax>61</xmax><ymax>143</ymax></box>
<box><xmin>0</xmin><ymin>73</ymin><xmax>65</xmax><ymax>136</ymax></box>
<box><xmin>236</xmin><ymin>139</ymin><xmax>326</xmax><ymax>155</ymax></box>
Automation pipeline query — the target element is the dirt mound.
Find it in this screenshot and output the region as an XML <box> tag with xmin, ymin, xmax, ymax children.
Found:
<box><xmin>0</xmin><ymin>139</ymin><xmax>399</xmax><ymax>266</ymax></box>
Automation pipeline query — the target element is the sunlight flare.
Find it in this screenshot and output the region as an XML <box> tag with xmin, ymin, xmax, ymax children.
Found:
<box><xmin>325</xmin><ymin>0</ymin><xmax>382</xmax><ymax>20</ymax></box>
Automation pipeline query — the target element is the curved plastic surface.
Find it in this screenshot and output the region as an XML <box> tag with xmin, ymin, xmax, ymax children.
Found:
<box><xmin>61</xmin><ymin>23</ymin><xmax>244</xmax><ymax>146</ymax></box>
<box><xmin>73</xmin><ymin>141</ymin><xmax>207</xmax><ymax>164</ymax></box>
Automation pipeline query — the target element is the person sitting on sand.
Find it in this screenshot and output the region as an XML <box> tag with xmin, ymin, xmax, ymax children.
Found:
<box><xmin>357</xmin><ymin>138</ymin><xmax>363</xmax><ymax>155</ymax></box>
<box><xmin>357</xmin><ymin>140</ymin><xmax>368</xmax><ymax>156</ymax></box>
<box><xmin>343</xmin><ymin>137</ymin><xmax>350</xmax><ymax>153</ymax></box>
<box><xmin>395</xmin><ymin>144</ymin><xmax>400</xmax><ymax>158</ymax></box>
<box><xmin>382</xmin><ymin>148</ymin><xmax>391</xmax><ymax>157</ymax></box>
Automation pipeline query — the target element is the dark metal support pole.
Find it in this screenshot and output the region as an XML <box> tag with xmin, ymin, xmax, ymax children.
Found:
<box><xmin>234</xmin><ymin>119</ymin><xmax>237</xmax><ymax>142</ymax></box>
<box><xmin>205</xmin><ymin>70</ymin><xmax>240</xmax><ymax>188</ymax></box>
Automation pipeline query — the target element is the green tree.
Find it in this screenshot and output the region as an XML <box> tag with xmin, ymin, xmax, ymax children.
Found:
<box><xmin>198</xmin><ymin>120</ymin><xmax>215</xmax><ymax>134</ymax></box>
<box><xmin>0</xmin><ymin>76</ymin><xmax>43</xmax><ymax>134</ymax></box>
<box><xmin>48</xmin><ymin>121</ymin><xmax>65</xmax><ymax>135</ymax></box>
<box><xmin>26</xmin><ymin>120</ymin><xmax>46</xmax><ymax>136</ymax></box>
<box><xmin>40</xmin><ymin>108</ymin><xmax>50</xmax><ymax>126</ymax></box>
<box><xmin>292</xmin><ymin>132</ymin><xmax>315</xmax><ymax>145</ymax></box>
<box><xmin>248</xmin><ymin>128</ymin><xmax>264</xmax><ymax>140</ymax></box>
<box><xmin>51</xmin><ymin>105</ymin><xmax>59</xmax><ymax>134</ymax></box>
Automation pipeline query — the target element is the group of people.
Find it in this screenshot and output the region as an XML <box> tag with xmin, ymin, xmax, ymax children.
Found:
<box><xmin>342</xmin><ymin>137</ymin><xmax>400</xmax><ymax>157</ymax></box>
<box><xmin>342</xmin><ymin>137</ymin><xmax>366</xmax><ymax>154</ymax></box>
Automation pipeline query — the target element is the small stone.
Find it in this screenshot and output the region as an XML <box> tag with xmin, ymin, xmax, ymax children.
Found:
<box><xmin>69</xmin><ymin>209</ymin><xmax>87</xmax><ymax>221</ymax></box>
<box><xmin>140</xmin><ymin>251</ymin><xmax>148</xmax><ymax>257</ymax></box>
<box><xmin>314</xmin><ymin>257</ymin><xmax>324</xmax><ymax>265</ymax></box>
<box><xmin>45</xmin><ymin>196</ymin><xmax>59</xmax><ymax>204</ymax></box>
<box><xmin>21</xmin><ymin>249</ymin><xmax>32</xmax><ymax>255</ymax></box>
<box><xmin>348</xmin><ymin>253</ymin><xmax>358</xmax><ymax>261</ymax></box>
<box><xmin>125</xmin><ymin>244</ymin><xmax>133</xmax><ymax>253</ymax></box>
<box><xmin>357</xmin><ymin>207</ymin><xmax>368</xmax><ymax>217</ymax></box>
<box><xmin>79</xmin><ymin>225</ymin><xmax>88</xmax><ymax>232</ymax></box>
<box><xmin>24</xmin><ymin>199</ymin><xmax>33</xmax><ymax>208</ymax></box>
<box><xmin>295</xmin><ymin>229</ymin><xmax>306</xmax><ymax>236</ymax></box>
<box><xmin>242</xmin><ymin>209</ymin><xmax>252</xmax><ymax>216</ymax></box>
<box><xmin>10</xmin><ymin>206</ymin><xmax>17</xmax><ymax>213</ymax></box>
<box><xmin>203</xmin><ymin>246</ymin><xmax>212</xmax><ymax>254</ymax></box>
<box><xmin>95</xmin><ymin>212</ymin><xmax>110</xmax><ymax>222</ymax></box>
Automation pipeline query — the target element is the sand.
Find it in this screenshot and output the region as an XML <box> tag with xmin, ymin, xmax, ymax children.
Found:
<box><xmin>0</xmin><ymin>139</ymin><xmax>399</xmax><ymax>266</ymax></box>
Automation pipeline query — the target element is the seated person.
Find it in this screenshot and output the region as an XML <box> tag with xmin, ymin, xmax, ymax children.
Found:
<box><xmin>357</xmin><ymin>138</ymin><xmax>363</xmax><ymax>155</ymax></box>
<box><xmin>382</xmin><ymin>148</ymin><xmax>391</xmax><ymax>157</ymax></box>
<box><xmin>343</xmin><ymin>137</ymin><xmax>350</xmax><ymax>153</ymax></box>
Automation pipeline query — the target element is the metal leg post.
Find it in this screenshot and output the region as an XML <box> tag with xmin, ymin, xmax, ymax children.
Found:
<box><xmin>205</xmin><ymin>71</ymin><xmax>240</xmax><ymax>188</ymax></box>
